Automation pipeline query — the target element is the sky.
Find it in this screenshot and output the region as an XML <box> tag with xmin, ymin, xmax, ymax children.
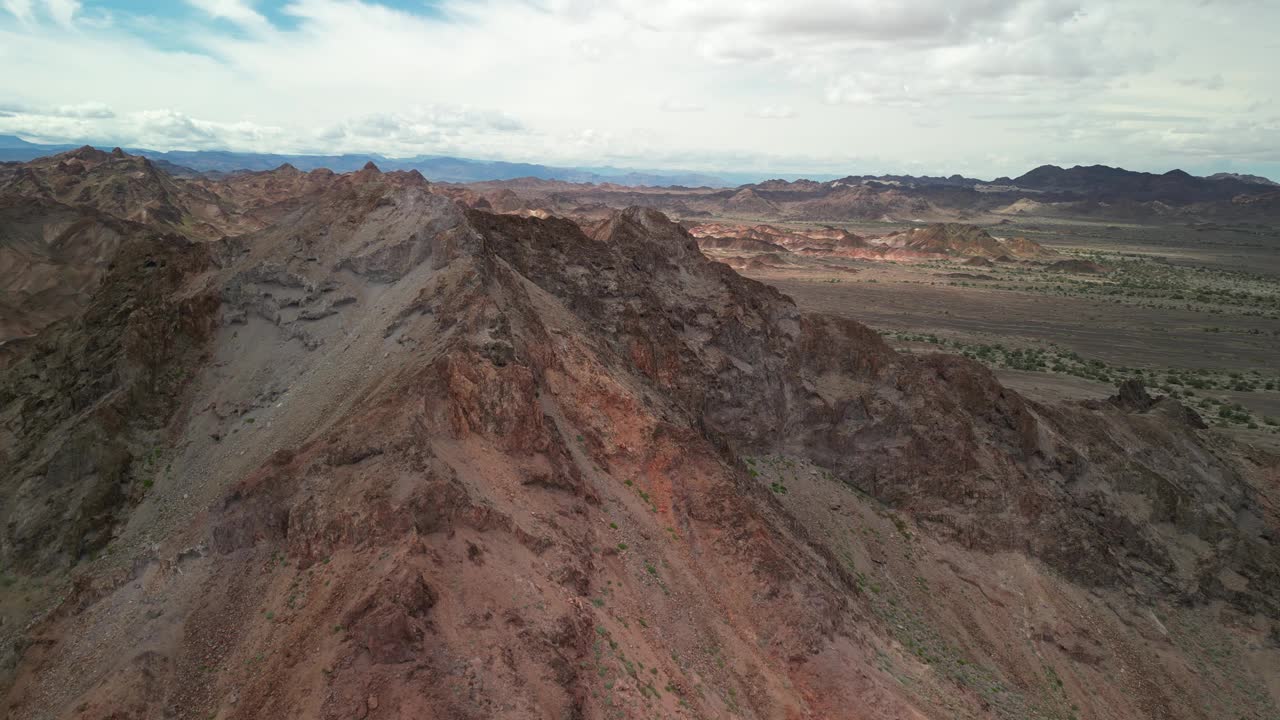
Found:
<box><xmin>1</xmin><ymin>0</ymin><xmax>1278</xmax><ymax>180</ymax></box>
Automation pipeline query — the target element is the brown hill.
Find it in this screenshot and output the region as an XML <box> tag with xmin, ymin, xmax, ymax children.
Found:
<box><xmin>724</xmin><ymin>187</ymin><xmax>780</xmax><ymax>217</ymax></box>
<box><xmin>879</xmin><ymin>223</ymin><xmax>1057</xmax><ymax>260</ymax></box>
<box><xmin>998</xmin><ymin>234</ymin><xmax>1059</xmax><ymax>258</ymax></box>
<box><xmin>743</xmin><ymin>251</ymin><xmax>790</xmax><ymax>269</ymax></box>
<box><xmin>690</xmin><ymin>221</ymin><xmax>1062</xmax><ymax>265</ymax></box>
<box><xmin>0</xmin><ymin>160</ymin><xmax>1276</xmax><ymax>720</ymax></box>
<box><xmin>1</xmin><ymin>147</ymin><xmax>247</xmax><ymax>239</ymax></box>
<box><xmin>878</xmin><ymin>223</ymin><xmax>1005</xmax><ymax>257</ymax></box>
<box><xmin>689</xmin><ymin>223</ymin><xmax>873</xmax><ymax>257</ymax></box>
<box><xmin>694</xmin><ymin>235</ymin><xmax>788</xmax><ymax>253</ymax></box>
<box><xmin>787</xmin><ymin>184</ymin><xmax>934</xmax><ymax>221</ymax></box>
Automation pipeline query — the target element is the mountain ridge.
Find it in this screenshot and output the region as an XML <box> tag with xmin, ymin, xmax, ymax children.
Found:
<box><xmin>1</xmin><ymin>147</ymin><xmax>1277</xmax><ymax>720</ymax></box>
<box><xmin>0</xmin><ymin>136</ymin><xmax>745</xmax><ymax>186</ymax></box>
<box><xmin>2</xmin><ymin>135</ymin><xmax>1275</xmax><ymax>190</ymax></box>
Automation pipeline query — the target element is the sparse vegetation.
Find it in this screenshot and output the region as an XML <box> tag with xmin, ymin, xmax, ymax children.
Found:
<box><xmin>884</xmin><ymin>332</ymin><xmax>1278</xmax><ymax>432</ymax></box>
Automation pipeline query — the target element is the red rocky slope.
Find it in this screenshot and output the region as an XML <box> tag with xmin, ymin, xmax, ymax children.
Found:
<box><xmin>0</xmin><ymin>159</ymin><xmax>1276</xmax><ymax>720</ymax></box>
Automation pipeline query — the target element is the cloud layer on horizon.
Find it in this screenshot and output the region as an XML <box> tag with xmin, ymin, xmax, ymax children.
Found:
<box><xmin>0</xmin><ymin>0</ymin><xmax>1277</xmax><ymax>179</ymax></box>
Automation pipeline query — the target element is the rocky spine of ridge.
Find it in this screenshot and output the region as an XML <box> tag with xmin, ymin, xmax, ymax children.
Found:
<box><xmin>0</xmin><ymin>158</ymin><xmax>1277</xmax><ymax>720</ymax></box>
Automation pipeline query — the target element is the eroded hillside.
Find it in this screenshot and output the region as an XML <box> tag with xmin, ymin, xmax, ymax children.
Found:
<box><xmin>1</xmin><ymin>152</ymin><xmax>1277</xmax><ymax>720</ymax></box>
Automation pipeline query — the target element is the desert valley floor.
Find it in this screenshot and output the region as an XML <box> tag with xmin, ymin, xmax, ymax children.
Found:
<box><xmin>717</xmin><ymin>218</ymin><xmax>1280</xmax><ymax>449</ymax></box>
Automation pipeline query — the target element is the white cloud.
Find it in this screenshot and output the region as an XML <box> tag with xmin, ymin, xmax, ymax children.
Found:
<box><xmin>0</xmin><ymin>0</ymin><xmax>1276</xmax><ymax>178</ymax></box>
<box><xmin>1</xmin><ymin>0</ymin><xmax>32</xmax><ymax>22</ymax></box>
<box><xmin>660</xmin><ymin>99</ymin><xmax>706</xmax><ymax>113</ymax></box>
<box><xmin>42</xmin><ymin>0</ymin><xmax>77</xmax><ymax>27</ymax></box>
<box><xmin>749</xmin><ymin>105</ymin><xmax>796</xmax><ymax>120</ymax></box>
<box><xmin>0</xmin><ymin>101</ymin><xmax>113</xmax><ymax>118</ymax></box>
<box><xmin>314</xmin><ymin>107</ymin><xmax>529</xmax><ymax>155</ymax></box>
<box><xmin>696</xmin><ymin>32</ymin><xmax>776</xmax><ymax>63</ymax></box>
<box><xmin>1179</xmin><ymin>74</ymin><xmax>1225</xmax><ymax>91</ymax></box>
<box><xmin>3</xmin><ymin>0</ymin><xmax>78</xmax><ymax>26</ymax></box>
<box><xmin>184</xmin><ymin>0</ymin><xmax>271</xmax><ymax>33</ymax></box>
<box><xmin>0</xmin><ymin>103</ymin><xmax>535</xmax><ymax>156</ymax></box>
<box><xmin>56</xmin><ymin>101</ymin><xmax>112</xmax><ymax>118</ymax></box>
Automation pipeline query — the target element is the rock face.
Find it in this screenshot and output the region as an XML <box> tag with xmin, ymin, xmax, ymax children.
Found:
<box><xmin>0</xmin><ymin>228</ymin><xmax>218</xmax><ymax>573</ymax></box>
<box><xmin>1</xmin><ymin>151</ymin><xmax>1278</xmax><ymax>720</ymax></box>
<box><xmin>0</xmin><ymin>196</ymin><xmax>139</xmax><ymax>345</ymax></box>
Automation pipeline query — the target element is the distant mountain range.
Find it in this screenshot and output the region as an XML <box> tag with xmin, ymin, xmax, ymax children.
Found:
<box><xmin>1</xmin><ymin>135</ymin><xmax>1275</xmax><ymax>193</ymax></box>
<box><xmin>0</xmin><ymin>134</ymin><xmax>810</xmax><ymax>187</ymax></box>
<box><xmin>984</xmin><ymin>164</ymin><xmax>1279</xmax><ymax>201</ymax></box>
<box><xmin>459</xmin><ymin>164</ymin><xmax>1280</xmax><ymax>224</ymax></box>
<box><xmin>1206</xmin><ymin>172</ymin><xmax>1280</xmax><ymax>187</ymax></box>
<box><xmin>831</xmin><ymin>164</ymin><xmax>1279</xmax><ymax>200</ymax></box>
